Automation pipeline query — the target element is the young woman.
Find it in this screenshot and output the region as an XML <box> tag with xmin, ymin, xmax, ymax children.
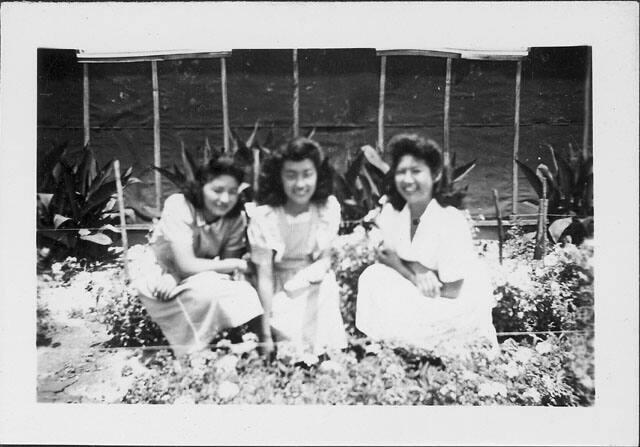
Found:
<box><xmin>247</xmin><ymin>137</ymin><xmax>347</xmax><ymax>356</ymax></box>
<box><xmin>356</xmin><ymin>133</ymin><xmax>497</xmax><ymax>352</ymax></box>
<box><xmin>136</xmin><ymin>158</ymin><xmax>263</xmax><ymax>358</ymax></box>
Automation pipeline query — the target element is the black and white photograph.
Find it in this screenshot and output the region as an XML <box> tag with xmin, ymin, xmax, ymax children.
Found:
<box><xmin>0</xmin><ymin>2</ymin><xmax>638</xmax><ymax>445</ymax></box>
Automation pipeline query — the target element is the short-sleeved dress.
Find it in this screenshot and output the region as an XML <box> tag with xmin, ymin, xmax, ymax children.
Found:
<box><xmin>355</xmin><ymin>199</ymin><xmax>497</xmax><ymax>352</ymax></box>
<box><xmin>247</xmin><ymin>196</ymin><xmax>347</xmax><ymax>355</ymax></box>
<box><xmin>136</xmin><ymin>194</ymin><xmax>263</xmax><ymax>357</ymax></box>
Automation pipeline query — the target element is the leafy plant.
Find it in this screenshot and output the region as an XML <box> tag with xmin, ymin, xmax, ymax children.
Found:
<box><xmin>37</xmin><ymin>142</ymin><xmax>135</xmax><ymax>260</ymax></box>
<box><xmin>517</xmin><ymin>143</ymin><xmax>593</xmax><ymax>220</ymax></box>
<box><xmin>152</xmin><ymin>121</ymin><xmax>274</xmax><ymax>202</ymax></box>
<box><xmin>492</xmin><ymin>240</ymin><xmax>594</xmax><ymax>336</ymax></box>
<box><xmin>121</xmin><ymin>334</ymin><xmax>593</xmax><ymax>406</ymax></box>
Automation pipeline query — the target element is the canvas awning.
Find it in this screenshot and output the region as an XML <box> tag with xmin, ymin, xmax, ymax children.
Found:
<box><xmin>76</xmin><ymin>49</ymin><xmax>232</xmax><ymax>63</ymax></box>
<box><xmin>376</xmin><ymin>47</ymin><xmax>530</xmax><ymax>60</ymax></box>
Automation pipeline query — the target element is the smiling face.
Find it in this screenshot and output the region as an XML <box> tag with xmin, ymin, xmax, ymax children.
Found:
<box><xmin>281</xmin><ymin>158</ymin><xmax>318</xmax><ymax>208</ymax></box>
<box><xmin>394</xmin><ymin>154</ymin><xmax>440</xmax><ymax>206</ymax></box>
<box><xmin>202</xmin><ymin>174</ymin><xmax>240</xmax><ymax>219</ymax></box>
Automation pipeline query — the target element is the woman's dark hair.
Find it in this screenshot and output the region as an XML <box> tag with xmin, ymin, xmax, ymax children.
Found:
<box><xmin>385</xmin><ymin>133</ymin><xmax>466</xmax><ymax>210</ymax></box>
<box><xmin>183</xmin><ymin>157</ymin><xmax>245</xmax><ymax>218</ymax></box>
<box><xmin>256</xmin><ymin>137</ymin><xmax>333</xmax><ymax>207</ymax></box>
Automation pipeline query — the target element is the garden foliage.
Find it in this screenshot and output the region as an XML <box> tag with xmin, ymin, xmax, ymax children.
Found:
<box><xmin>122</xmin><ymin>334</ymin><xmax>593</xmax><ymax>405</ymax></box>
<box><xmin>37</xmin><ymin>142</ymin><xmax>136</xmax><ymax>260</ymax></box>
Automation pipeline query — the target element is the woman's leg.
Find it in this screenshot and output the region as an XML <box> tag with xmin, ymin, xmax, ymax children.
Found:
<box><xmin>140</xmin><ymin>272</ymin><xmax>263</xmax><ymax>357</ymax></box>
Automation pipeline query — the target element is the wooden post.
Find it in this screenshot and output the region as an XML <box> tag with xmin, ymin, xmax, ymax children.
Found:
<box><xmin>493</xmin><ymin>189</ymin><xmax>503</xmax><ymax>265</ymax></box>
<box><xmin>378</xmin><ymin>55</ymin><xmax>387</xmax><ymax>153</ymax></box>
<box><xmin>113</xmin><ymin>160</ymin><xmax>130</xmax><ymax>282</ymax></box>
<box><xmin>533</xmin><ymin>174</ymin><xmax>548</xmax><ymax>260</ymax></box>
<box><xmin>151</xmin><ymin>61</ymin><xmax>162</xmax><ymax>211</ymax></box>
<box><xmin>443</xmin><ymin>57</ymin><xmax>452</xmax><ymax>166</ymax></box>
<box><xmin>511</xmin><ymin>60</ymin><xmax>522</xmax><ymax>217</ymax></box>
<box><xmin>252</xmin><ymin>148</ymin><xmax>260</xmax><ymax>195</ymax></box>
<box><xmin>292</xmin><ymin>49</ymin><xmax>300</xmax><ymax>137</ymax></box>
<box><xmin>582</xmin><ymin>47</ymin><xmax>591</xmax><ymax>158</ymax></box>
<box><xmin>221</xmin><ymin>57</ymin><xmax>230</xmax><ymax>152</ymax></box>
<box><xmin>83</xmin><ymin>64</ymin><xmax>90</xmax><ymax>146</ymax></box>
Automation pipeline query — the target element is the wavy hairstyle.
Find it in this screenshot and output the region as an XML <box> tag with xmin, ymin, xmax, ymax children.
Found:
<box><xmin>385</xmin><ymin>133</ymin><xmax>466</xmax><ymax>210</ymax></box>
<box><xmin>182</xmin><ymin>157</ymin><xmax>246</xmax><ymax>218</ymax></box>
<box><xmin>256</xmin><ymin>137</ymin><xmax>333</xmax><ymax>207</ymax></box>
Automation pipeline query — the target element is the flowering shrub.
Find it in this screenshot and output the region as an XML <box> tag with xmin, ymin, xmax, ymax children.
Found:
<box><xmin>103</xmin><ymin>287</ymin><xmax>167</xmax><ymax>347</ymax></box>
<box><xmin>331</xmin><ymin>225</ymin><xmax>380</xmax><ymax>333</ymax></box>
<box><xmin>122</xmin><ymin>334</ymin><xmax>593</xmax><ymax>406</ymax></box>
<box><xmin>491</xmin><ymin>241</ymin><xmax>594</xmax><ymax>335</ymax></box>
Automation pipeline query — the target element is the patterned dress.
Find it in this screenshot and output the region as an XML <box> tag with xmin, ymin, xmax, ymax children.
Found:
<box><xmin>136</xmin><ymin>194</ymin><xmax>263</xmax><ymax>357</ymax></box>
<box><xmin>247</xmin><ymin>196</ymin><xmax>347</xmax><ymax>355</ymax></box>
<box><xmin>356</xmin><ymin>199</ymin><xmax>497</xmax><ymax>352</ymax></box>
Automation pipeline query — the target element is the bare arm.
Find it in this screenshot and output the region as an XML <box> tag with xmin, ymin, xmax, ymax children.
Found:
<box><xmin>170</xmin><ymin>241</ymin><xmax>247</xmax><ymax>278</ymax></box>
<box><xmin>405</xmin><ymin>260</ymin><xmax>463</xmax><ymax>299</ymax></box>
<box><xmin>254</xmin><ymin>259</ymin><xmax>275</xmax><ymax>355</ymax></box>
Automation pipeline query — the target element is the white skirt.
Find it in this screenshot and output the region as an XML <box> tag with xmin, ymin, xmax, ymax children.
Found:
<box><xmin>355</xmin><ymin>263</ymin><xmax>497</xmax><ymax>353</ymax></box>
<box><xmin>270</xmin><ymin>265</ymin><xmax>347</xmax><ymax>355</ymax></box>
<box><xmin>138</xmin><ymin>271</ymin><xmax>263</xmax><ymax>357</ymax></box>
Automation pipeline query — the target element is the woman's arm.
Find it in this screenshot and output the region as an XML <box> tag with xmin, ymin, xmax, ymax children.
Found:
<box><xmin>405</xmin><ymin>260</ymin><xmax>463</xmax><ymax>299</ymax></box>
<box><xmin>378</xmin><ymin>245</ymin><xmax>418</xmax><ymax>284</ymax></box>
<box><xmin>170</xmin><ymin>241</ymin><xmax>247</xmax><ymax>277</ymax></box>
<box><xmin>254</xmin><ymin>260</ymin><xmax>275</xmax><ymax>355</ymax></box>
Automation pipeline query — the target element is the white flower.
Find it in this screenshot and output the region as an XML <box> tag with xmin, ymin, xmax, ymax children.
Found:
<box><xmin>513</xmin><ymin>347</ymin><xmax>533</xmax><ymax>364</ymax></box>
<box><xmin>173</xmin><ymin>394</ymin><xmax>196</xmax><ymax>404</ymax></box>
<box><xmin>522</xmin><ymin>388</ymin><xmax>541</xmax><ymax>403</ymax></box>
<box><xmin>242</xmin><ymin>332</ymin><xmax>258</xmax><ymax>343</ymax></box>
<box><xmin>478</xmin><ymin>381</ymin><xmax>507</xmax><ymax>397</ymax></box>
<box><xmin>319</xmin><ymin>359</ymin><xmax>343</xmax><ymax>374</ymax></box>
<box><xmin>300</xmin><ymin>352</ymin><xmax>319</xmax><ymax>366</ymax></box>
<box><xmin>535</xmin><ymin>340</ymin><xmax>554</xmax><ymax>355</ymax></box>
<box><xmin>216</xmin><ymin>354</ymin><xmax>239</xmax><ymax>373</ymax></box>
<box><xmin>367</xmin><ymin>227</ymin><xmax>383</xmax><ymax>248</ymax></box>
<box><xmin>542</xmin><ymin>376</ymin><xmax>555</xmax><ymax>390</ymax></box>
<box><xmin>51</xmin><ymin>262</ymin><xmax>63</xmax><ymax>275</ymax></box>
<box><xmin>217</xmin><ymin>381</ymin><xmax>240</xmax><ymax>401</ymax></box>
<box><xmin>365</xmin><ymin>342</ymin><xmax>382</xmax><ymax>355</ymax></box>
<box><xmin>503</xmin><ymin>361</ymin><xmax>521</xmax><ymax>379</ymax></box>
<box><xmin>543</xmin><ymin>254</ymin><xmax>559</xmax><ymax>267</ymax></box>
<box><xmin>385</xmin><ymin>364</ymin><xmax>405</xmax><ymax>379</ymax></box>
<box><xmin>461</xmin><ymin>370</ymin><xmax>477</xmax><ymax>382</ymax></box>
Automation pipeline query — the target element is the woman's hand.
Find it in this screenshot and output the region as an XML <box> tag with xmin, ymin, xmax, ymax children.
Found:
<box><xmin>414</xmin><ymin>270</ymin><xmax>443</xmax><ymax>298</ymax></box>
<box><xmin>229</xmin><ymin>258</ymin><xmax>249</xmax><ymax>273</ymax></box>
<box><xmin>152</xmin><ymin>273</ymin><xmax>178</xmax><ymax>301</ymax></box>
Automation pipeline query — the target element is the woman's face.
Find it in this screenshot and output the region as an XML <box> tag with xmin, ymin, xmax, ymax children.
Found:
<box><xmin>281</xmin><ymin>158</ymin><xmax>318</xmax><ymax>207</ymax></box>
<box><xmin>202</xmin><ymin>174</ymin><xmax>240</xmax><ymax>218</ymax></box>
<box><xmin>394</xmin><ymin>155</ymin><xmax>439</xmax><ymax>206</ymax></box>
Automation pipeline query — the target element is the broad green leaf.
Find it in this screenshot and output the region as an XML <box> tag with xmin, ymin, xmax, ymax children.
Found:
<box><xmin>515</xmin><ymin>159</ymin><xmax>543</xmax><ymax>199</ymax></box>
<box><xmin>99</xmin><ymin>224</ymin><xmax>121</xmax><ymax>233</ymax></box>
<box><xmin>246</xmin><ymin>120</ymin><xmax>260</xmax><ymax>149</ymax></box>
<box><xmin>80</xmin><ymin>232</ymin><xmax>112</xmax><ymax>245</ymax></box>
<box><xmin>361</xmin><ymin>145</ymin><xmax>390</xmax><ymax>174</ymax></box>
<box><xmin>53</xmin><ymin>214</ymin><xmax>72</xmax><ymax>229</ymax></box>
<box><xmin>37</xmin><ymin>193</ymin><xmax>53</xmax><ymax>209</ymax></box>
<box><xmin>452</xmin><ymin>159</ymin><xmax>477</xmax><ymax>183</ymax></box>
<box><xmin>180</xmin><ymin>140</ymin><xmax>196</xmax><ymax>182</ymax></box>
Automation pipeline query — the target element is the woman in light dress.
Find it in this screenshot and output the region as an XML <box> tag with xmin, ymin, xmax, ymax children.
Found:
<box><xmin>247</xmin><ymin>137</ymin><xmax>347</xmax><ymax>356</ymax></box>
<box><xmin>136</xmin><ymin>158</ymin><xmax>263</xmax><ymax>358</ymax></box>
<box><xmin>356</xmin><ymin>133</ymin><xmax>497</xmax><ymax>353</ymax></box>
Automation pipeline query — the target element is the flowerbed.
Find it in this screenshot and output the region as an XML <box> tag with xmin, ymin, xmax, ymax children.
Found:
<box><xmin>37</xmin><ymin>223</ymin><xmax>595</xmax><ymax>406</ymax></box>
<box><xmin>122</xmin><ymin>335</ymin><xmax>593</xmax><ymax>405</ymax></box>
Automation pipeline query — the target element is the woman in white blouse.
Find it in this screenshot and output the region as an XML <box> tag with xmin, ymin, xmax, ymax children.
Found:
<box><xmin>356</xmin><ymin>134</ymin><xmax>497</xmax><ymax>352</ymax></box>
